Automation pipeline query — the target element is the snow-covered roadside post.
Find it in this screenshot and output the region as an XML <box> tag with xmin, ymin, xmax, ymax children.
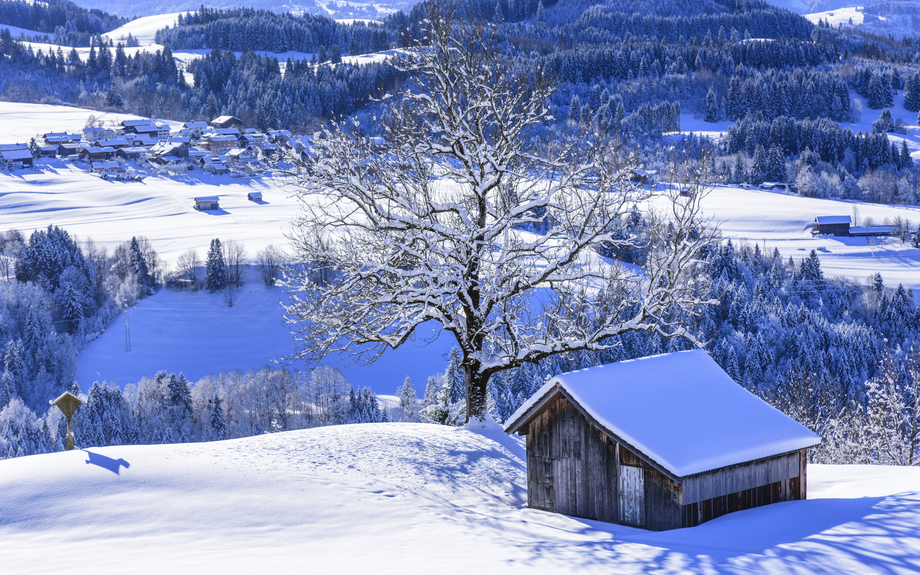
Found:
<box><xmin>51</xmin><ymin>391</ymin><xmax>82</xmax><ymax>451</ymax></box>
<box><xmin>282</xmin><ymin>5</ymin><xmax>715</xmax><ymax>424</ymax></box>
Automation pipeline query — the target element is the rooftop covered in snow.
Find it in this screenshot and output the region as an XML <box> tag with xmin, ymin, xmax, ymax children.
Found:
<box><xmin>504</xmin><ymin>350</ymin><xmax>820</xmax><ymax>478</ymax></box>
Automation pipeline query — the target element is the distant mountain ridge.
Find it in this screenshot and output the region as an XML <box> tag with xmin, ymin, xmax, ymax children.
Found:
<box><xmin>67</xmin><ymin>0</ymin><xmax>418</xmax><ymax>20</ymax></box>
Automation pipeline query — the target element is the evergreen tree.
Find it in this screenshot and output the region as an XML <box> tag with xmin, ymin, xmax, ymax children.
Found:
<box><xmin>912</xmin><ymin>227</ymin><xmax>920</xmax><ymax>249</ymax></box>
<box><xmin>209</xmin><ymin>394</ymin><xmax>226</xmax><ymax>440</ymax></box>
<box><xmin>444</xmin><ymin>347</ymin><xmax>465</xmax><ymax>404</ymax></box>
<box><xmin>397</xmin><ymin>377</ymin><xmax>418</xmax><ymax>422</ymax></box>
<box><xmin>704</xmin><ymin>88</ymin><xmax>719</xmax><ymax>122</ymax></box>
<box><xmin>206</xmin><ymin>238</ymin><xmax>227</xmax><ymax>292</ymax></box>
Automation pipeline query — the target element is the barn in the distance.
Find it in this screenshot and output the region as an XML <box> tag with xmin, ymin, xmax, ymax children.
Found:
<box><xmin>503</xmin><ymin>350</ymin><xmax>820</xmax><ymax>530</ymax></box>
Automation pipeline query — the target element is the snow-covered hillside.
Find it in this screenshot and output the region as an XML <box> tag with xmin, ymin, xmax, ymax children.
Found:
<box><xmin>71</xmin><ymin>0</ymin><xmax>414</xmax><ymax>20</ymax></box>
<box><xmin>0</xmin><ymin>423</ymin><xmax>918</xmax><ymax>574</ymax></box>
<box><xmin>75</xmin><ymin>282</ymin><xmax>455</xmax><ymax>394</ymax></box>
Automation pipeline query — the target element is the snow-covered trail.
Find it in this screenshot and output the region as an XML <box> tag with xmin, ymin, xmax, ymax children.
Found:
<box><xmin>1</xmin><ymin>424</ymin><xmax>918</xmax><ymax>574</ymax></box>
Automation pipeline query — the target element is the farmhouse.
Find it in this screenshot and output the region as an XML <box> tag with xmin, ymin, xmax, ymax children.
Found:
<box><xmin>204</xmin><ymin>134</ymin><xmax>238</xmax><ymax>154</ymax></box>
<box><xmin>211</xmin><ymin>115</ymin><xmax>243</xmax><ymax>129</ymax></box>
<box><xmin>504</xmin><ymin>350</ymin><xmax>820</xmax><ymax>531</ymax></box>
<box><xmin>79</xmin><ymin>146</ymin><xmax>116</xmax><ymax>161</ymax></box>
<box><xmin>813</xmin><ymin>215</ymin><xmax>851</xmax><ymax>236</ymax></box>
<box><xmin>83</xmin><ymin>126</ymin><xmax>116</xmax><ymax>142</ymax></box>
<box><xmin>0</xmin><ymin>145</ymin><xmax>34</xmax><ymax>168</ymax></box>
<box><xmin>91</xmin><ymin>161</ymin><xmax>120</xmax><ymax>177</ymax></box>
<box><xmin>194</xmin><ymin>196</ymin><xmax>220</xmax><ymax>210</ymax></box>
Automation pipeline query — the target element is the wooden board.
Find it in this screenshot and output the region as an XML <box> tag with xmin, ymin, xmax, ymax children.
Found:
<box><xmin>619</xmin><ymin>465</ymin><xmax>645</xmax><ymax>527</ymax></box>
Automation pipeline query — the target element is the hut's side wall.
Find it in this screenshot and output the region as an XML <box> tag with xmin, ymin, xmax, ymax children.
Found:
<box><xmin>681</xmin><ymin>451</ymin><xmax>799</xmax><ymax>504</ymax></box>
<box><xmin>526</xmin><ymin>395</ymin><xmax>618</xmax><ymax>523</ymax></box>
<box><xmin>679</xmin><ymin>451</ymin><xmax>803</xmax><ymax>528</ymax></box>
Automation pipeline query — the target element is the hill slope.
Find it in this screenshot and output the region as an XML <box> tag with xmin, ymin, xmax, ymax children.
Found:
<box><xmin>1</xmin><ymin>423</ymin><xmax>918</xmax><ymax>573</ymax></box>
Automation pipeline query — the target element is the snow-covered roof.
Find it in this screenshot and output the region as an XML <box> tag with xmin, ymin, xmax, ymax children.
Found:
<box><xmin>195</xmin><ymin>196</ymin><xmax>219</xmax><ymax>202</ymax></box>
<box><xmin>815</xmin><ymin>215</ymin><xmax>851</xmax><ymax>225</ymax></box>
<box><xmin>183</xmin><ymin>121</ymin><xmax>209</xmax><ymax>129</ymax></box>
<box><xmin>849</xmin><ymin>226</ymin><xmax>895</xmax><ymax>234</ymax></box>
<box><xmin>1</xmin><ymin>149</ymin><xmax>33</xmax><ymax>160</ymax></box>
<box><xmin>0</xmin><ymin>143</ymin><xmax>28</xmax><ymax>151</ymax></box>
<box><xmin>504</xmin><ymin>350</ymin><xmax>820</xmax><ymax>478</ymax></box>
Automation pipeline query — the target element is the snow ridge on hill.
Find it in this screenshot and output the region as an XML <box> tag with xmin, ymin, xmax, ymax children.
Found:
<box><xmin>1</xmin><ymin>423</ymin><xmax>919</xmax><ymax>573</ymax></box>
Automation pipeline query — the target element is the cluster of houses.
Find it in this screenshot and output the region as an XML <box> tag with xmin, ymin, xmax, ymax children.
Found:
<box><xmin>813</xmin><ymin>215</ymin><xmax>897</xmax><ymax>237</ymax></box>
<box><xmin>0</xmin><ymin>115</ymin><xmax>299</xmax><ymax>181</ymax></box>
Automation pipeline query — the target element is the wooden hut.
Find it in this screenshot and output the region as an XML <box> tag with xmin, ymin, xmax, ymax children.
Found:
<box><xmin>194</xmin><ymin>196</ymin><xmax>220</xmax><ymax>210</ymax></box>
<box><xmin>813</xmin><ymin>216</ymin><xmax>851</xmax><ymax>236</ymax></box>
<box><xmin>504</xmin><ymin>350</ymin><xmax>820</xmax><ymax>530</ymax></box>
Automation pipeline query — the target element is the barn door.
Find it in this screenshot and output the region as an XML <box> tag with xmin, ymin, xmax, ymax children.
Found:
<box><xmin>619</xmin><ymin>466</ymin><xmax>645</xmax><ymax>527</ymax></box>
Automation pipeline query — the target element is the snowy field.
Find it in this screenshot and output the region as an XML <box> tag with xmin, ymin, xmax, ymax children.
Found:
<box><xmin>75</xmin><ymin>281</ymin><xmax>455</xmax><ymax>395</ymax></box>
<box><xmin>804</xmin><ymin>7</ymin><xmax>866</xmax><ymax>27</ymax></box>
<box><xmin>0</xmin><ymin>423</ymin><xmax>917</xmax><ymax>574</ymax></box>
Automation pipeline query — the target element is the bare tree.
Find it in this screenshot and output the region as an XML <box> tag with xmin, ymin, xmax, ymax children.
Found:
<box><xmin>256</xmin><ymin>244</ymin><xmax>284</xmax><ymax>286</ymax></box>
<box><xmin>176</xmin><ymin>249</ymin><xmax>201</xmax><ymax>289</ymax></box>
<box><xmin>223</xmin><ymin>240</ymin><xmax>248</xmax><ymax>287</ymax></box>
<box><xmin>283</xmin><ymin>8</ymin><xmax>715</xmax><ymax>423</ymax></box>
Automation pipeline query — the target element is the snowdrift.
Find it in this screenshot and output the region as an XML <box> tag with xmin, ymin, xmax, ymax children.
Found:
<box><xmin>1</xmin><ymin>424</ymin><xmax>918</xmax><ymax>574</ymax></box>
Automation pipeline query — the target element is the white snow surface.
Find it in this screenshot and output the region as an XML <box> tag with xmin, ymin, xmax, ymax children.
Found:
<box><xmin>75</xmin><ymin>282</ymin><xmax>455</xmax><ymax>392</ymax></box>
<box><xmin>804</xmin><ymin>7</ymin><xmax>866</xmax><ymax>27</ymax></box>
<box><xmin>506</xmin><ymin>350</ymin><xmax>820</xmax><ymax>478</ymax></box>
<box><xmin>1</xmin><ymin>423</ymin><xmax>918</xmax><ymax>574</ymax></box>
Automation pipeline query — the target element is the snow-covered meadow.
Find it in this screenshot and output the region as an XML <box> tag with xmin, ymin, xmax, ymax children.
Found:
<box><xmin>0</xmin><ymin>423</ymin><xmax>918</xmax><ymax>574</ymax></box>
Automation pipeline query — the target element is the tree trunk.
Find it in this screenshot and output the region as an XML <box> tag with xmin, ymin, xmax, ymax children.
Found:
<box><xmin>465</xmin><ymin>362</ymin><xmax>489</xmax><ymax>423</ymax></box>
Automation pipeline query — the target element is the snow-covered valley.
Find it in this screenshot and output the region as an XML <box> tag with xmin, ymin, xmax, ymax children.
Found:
<box><xmin>0</xmin><ymin>423</ymin><xmax>918</xmax><ymax>574</ymax></box>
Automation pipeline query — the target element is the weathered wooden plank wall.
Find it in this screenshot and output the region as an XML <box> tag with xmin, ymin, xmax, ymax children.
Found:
<box><xmin>645</xmin><ymin>468</ymin><xmax>681</xmax><ymax>531</ymax></box>
<box><xmin>681</xmin><ymin>451</ymin><xmax>799</xmax><ymax>505</ymax></box>
<box><xmin>525</xmin><ymin>395</ymin><xmax>618</xmax><ymax>522</ymax></box>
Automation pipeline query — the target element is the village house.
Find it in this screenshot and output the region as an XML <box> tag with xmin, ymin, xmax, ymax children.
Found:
<box><xmin>210</xmin><ymin>115</ymin><xmax>243</xmax><ymax>129</ymax></box>
<box><xmin>210</xmin><ymin>127</ymin><xmax>241</xmax><ymax>138</ymax></box>
<box><xmin>227</xmin><ymin>147</ymin><xmax>258</xmax><ymax>165</ymax></box>
<box><xmin>201</xmin><ymin>156</ymin><xmax>229</xmax><ymax>174</ymax></box>
<box><xmin>239</xmin><ymin>132</ymin><xmax>267</xmax><ymax>148</ymax></box>
<box><xmin>268</xmin><ymin>129</ymin><xmax>292</xmax><ymax>146</ymax></box>
<box><xmin>181</xmin><ymin>121</ymin><xmax>210</xmax><ymax>138</ymax></box>
<box><xmin>83</xmin><ymin>126</ymin><xmax>115</xmax><ymax>142</ymax></box>
<box><xmin>78</xmin><ymin>146</ymin><xmax>116</xmax><ymax>161</ymax></box>
<box><xmin>0</xmin><ymin>144</ymin><xmax>34</xmax><ymax>169</ymax></box>
<box><xmin>204</xmin><ymin>134</ymin><xmax>239</xmax><ymax>154</ymax></box>
<box><xmin>115</xmin><ymin>147</ymin><xmax>147</xmax><ymax>161</ymax></box>
<box><xmin>43</xmin><ymin>132</ymin><xmax>80</xmax><ymax>146</ymax></box>
<box><xmin>119</xmin><ymin>119</ymin><xmax>151</xmax><ymax>133</ymax></box>
<box><xmin>91</xmin><ymin>161</ymin><xmax>121</xmax><ymax>178</ymax></box>
<box><xmin>56</xmin><ymin>143</ymin><xmax>84</xmax><ymax>158</ymax></box>
<box><xmin>149</xmin><ymin>141</ymin><xmax>189</xmax><ymax>160</ymax></box>
<box><xmin>128</xmin><ymin>124</ymin><xmax>161</xmax><ymax>139</ymax></box>
<box><xmin>248</xmin><ymin>191</ymin><xmax>263</xmax><ymax>201</ymax></box>
<box><xmin>504</xmin><ymin>350</ymin><xmax>820</xmax><ymax>531</ymax></box>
